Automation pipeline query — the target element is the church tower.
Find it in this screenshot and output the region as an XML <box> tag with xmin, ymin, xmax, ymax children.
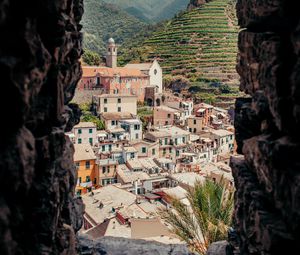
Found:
<box><xmin>106</xmin><ymin>38</ymin><xmax>117</xmax><ymax>68</ymax></box>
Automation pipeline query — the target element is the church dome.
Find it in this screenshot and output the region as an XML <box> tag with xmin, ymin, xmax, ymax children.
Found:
<box><xmin>108</xmin><ymin>38</ymin><xmax>115</xmax><ymax>44</ymax></box>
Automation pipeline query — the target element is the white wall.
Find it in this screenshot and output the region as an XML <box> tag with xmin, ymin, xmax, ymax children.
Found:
<box><xmin>149</xmin><ymin>60</ymin><xmax>163</xmax><ymax>93</ymax></box>
<box><xmin>74</xmin><ymin>127</ymin><xmax>97</xmax><ymax>146</ymax></box>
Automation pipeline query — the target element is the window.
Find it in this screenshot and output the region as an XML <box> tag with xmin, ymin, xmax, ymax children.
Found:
<box><xmin>104</xmin><ymin>107</ymin><xmax>107</xmax><ymax>112</ymax></box>
<box><xmin>89</xmin><ymin>129</ymin><xmax>93</xmax><ymax>134</ymax></box>
<box><xmin>94</xmin><ymin>178</ymin><xmax>97</xmax><ymax>185</ymax></box>
<box><xmin>176</xmin><ymin>150</ymin><xmax>179</xmax><ymax>157</ymax></box>
<box><xmin>152</xmin><ymin>148</ymin><xmax>155</xmax><ymax>155</ymax></box>
<box><xmin>163</xmin><ymin>148</ymin><xmax>166</xmax><ymax>156</ymax></box>
<box><xmin>135</xmin><ymin>133</ymin><xmax>139</xmax><ymax>140</ymax></box>
<box><xmin>79</xmin><ymin>177</ymin><xmax>82</xmax><ymax>183</ymax></box>
<box><xmin>159</xmin><ymin>139</ymin><xmax>162</xmax><ymax>145</ymax></box>
<box><xmin>112</xmin><ymin>120</ymin><xmax>116</xmax><ymax>126</ymax></box>
<box><xmin>169</xmin><ymin>148</ymin><xmax>172</xmax><ymax>153</ymax></box>
<box><xmin>134</xmin><ymin>125</ymin><xmax>140</xmax><ymax>130</ymax></box>
<box><xmin>167</xmin><ymin>114</ymin><xmax>171</xmax><ymax>118</ymax></box>
<box><xmin>130</xmin><ymin>153</ymin><xmax>135</xmax><ymax>159</ymax></box>
<box><xmin>102</xmin><ymin>166</ymin><xmax>106</xmax><ymax>174</ymax></box>
<box><xmin>194</xmin><ymin>119</ymin><xmax>197</xmax><ymax>125</ymax></box>
<box><xmin>183</xmin><ymin>137</ymin><xmax>186</xmax><ymax>143</ymax></box>
<box><xmin>75</xmin><ymin>162</ymin><xmax>79</xmax><ymax>169</ymax></box>
<box><xmin>96</xmin><ymin>77</ymin><xmax>100</xmax><ymax>85</ymax></box>
<box><xmin>194</xmin><ymin>128</ymin><xmax>197</xmax><ymax>133</ymax></box>
<box><xmin>85</xmin><ymin>161</ymin><xmax>90</xmax><ymax>169</ymax></box>
<box><xmin>102</xmin><ymin>145</ymin><xmax>105</xmax><ymax>152</ymax></box>
<box><xmin>175</xmin><ymin>138</ymin><xmax>178</xmax><ymax>145</ymax></box>
<box><xmin>165</xmin><ymin>138</ymin><xmax>168</xmax><ymax>145</ymax></box>
<box><xmin>89</xmin><ymin>138</ymin><xmax>93</xmax><ymax>145</ymax></box>
<box><xmin>78</xmin><ymin>138</ymin><xmax>82</xmax><ymax>144</ymax></box>
<box><xmin>154</xmin><ymin>69</ymin><xmax>157</xmax><ymax>75</ymax></box>
<box><xmin>86</xmin><ymin>176</ymin><xmax>91</xmax><ymax>182</ymax></box>
<box><xmin>78</xmin><ymin>129</ymin><xmax>82</xmax><ymax>134</ymax></box>
<box><xmin>118</xmin><ymin>107</ymin><xmax>121</xmax><ymax>112</ymax></box>
<box><xmin>189</xmin><ymin>128</ymin><xmax>192</xmax><ymax>132</ymax></box>
<box><xmin>109</xmin><ymin>144</ymin><xmax>112</xmax><ymax>151</ymax></box>
<box><xmin>142</xmin><ymin>147</ymin><xmax>147</xmax><ymax>153</ymax></box>
<box><xmin>118</xmin><ymin>98</ymin><xmax>121</xmax><ymax>103</ymax></box>
<box><xmin>165</xmin><ymin>121</ymin><xmax>168</xmax><ymax>125</ymax></box>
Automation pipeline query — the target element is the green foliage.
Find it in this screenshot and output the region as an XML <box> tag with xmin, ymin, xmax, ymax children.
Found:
<box><xmin>82</xmin><ymin>49</ymin><xmax>101</xmax><ymax>66</ymax></box>
<box><xmin>159</xmin><ymin>179</ymin><xmax>234</xmax><ymax>254</ymax></box>
<box><xmin>79</xmin><ymin>103</ymin><xmax>105</xmax><ymax>130</ymax></box>
<box><xmin>82</xmin><ymin>0</ymin><xmax>147</xmax><ymax>55</ymax></box>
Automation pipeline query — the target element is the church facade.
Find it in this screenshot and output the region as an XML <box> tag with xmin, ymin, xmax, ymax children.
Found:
<box><xmin>78</xmin><ymin>38</ymin><xmax>163</xmax><ymax>103</ymax></box>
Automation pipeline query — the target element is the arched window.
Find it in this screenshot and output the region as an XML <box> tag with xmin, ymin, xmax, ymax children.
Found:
<box><xmin>154</xmin><ymin>69</ymin><xmax>157</xmax><ymax>75</ymax></box>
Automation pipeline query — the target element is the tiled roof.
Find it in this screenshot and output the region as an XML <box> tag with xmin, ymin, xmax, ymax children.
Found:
<box><xmin>125</xmin><ymin>63</ymin><xmax>153</xmax><ymax>71</ymax></box>
<box><xmin>74</xmin><ymin>144</ymin><xmax>96</xmax><ymax>161</ymax></box>
<box><xmin>101</xmin><ymin>112</ymin><xmax>135</xmax><ymax>121</ymax></box>
<box><xmin>82</xmin><ymin>66</ymin><xmax>148</xmax><ymax>78</ymax></box>
<box><xmin>74</xmin><ymin>122</ymin><xmax>96</xmax><ymax>128</ymax></box>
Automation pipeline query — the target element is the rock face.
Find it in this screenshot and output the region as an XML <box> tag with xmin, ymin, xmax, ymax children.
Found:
<box><xmin>230</xmin><ymin>1</ymin><xmax>300</xmax><ymax>254</ymax></box>
<box><xmin>0</xmin><ymin>0</ymin><xmax>84</xmax><ymax>254</ymax></box>
<box><xmin>78</xmin><ymin>236</ymin><xmax>193</xmax><ymax>255</ymax></box>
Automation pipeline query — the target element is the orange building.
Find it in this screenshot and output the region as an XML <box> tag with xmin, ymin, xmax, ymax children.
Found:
<box><xmin>194</xmin><ymin>103</ymin><xmax>214</xmax><ymax>126</ymax></box>
<box><xmin>74</xmin><ymin>144</ymin><xmax>98</xmax><ymax>194</ymax></box>
<box><xmin>78</xmin><ymin>66</ymin><xmax>149</xmax><ymax>102</ymax></box>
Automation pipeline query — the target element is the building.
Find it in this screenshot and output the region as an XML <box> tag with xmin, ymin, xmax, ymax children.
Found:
<box><xmin>145</xmin><ymin>126</ymin><xmax>190</xmax><ymax>161</ymax></box>
<box><xmin>164</xmin><ymin>98</ymin><xmax>193</xmax><ymax>120</ymax></box>
<box><xmin>119</xmin><ymin>119</ymin><xmax>143</xmax><ymax>141</ymax></box>
<box><xmin>194</xmin><ymin>103</ymin><xmax>214</xmax><ymax>126</ymax></box>
<box><xmin>130</xmin><ymin>140</ymin><xmax>160</xmax><ymax>158</ymax></box>
<box><xmin>125</xmin><ymin>59</ymin><xmax>163</xmax><ymax>94</ymax></box>
<box><xmin>106</xmin><ymin>38</ymin><xmax>117</xmax><ymax>68</ymax></box>
<box><xmin>73</xmin><ymin>122</ymin><xmax>97</xmax><ymax>146</ymax></box>
<box><xmin>153</xmin><ymin>106</ymin><xmax>181</xmax><ymax>127</ymax></box>
<box><xmin>97</xmin><ymin>158</ymin><xmax>118</xmax><ymax>186</ymax></box>
<box><xmin>92</xmin><ymin>94</ymin><xmax>137</xmax><ymax>116</ymax></box>
<box><xmin>186</xmin><ymin>116</ymin><xmax>204</xmax><ymax>134</ymax></box>
<box><xmin>209</xmin><ymin>129</ymin><xmax>234</xmax><ymax>155</ymax></box>
<box><xmin>74</xmin><ymin>144</ymin><xmax>98</xmax><ymax>194</ymax></box>
<box><xmin>79</xmin><ymin>39</ymin><xmax>163</xmax><ymax>103</ymax></box>
<box><xmin>100</xmin><ymin>112</ymin><xmax>136</xmax><ymax>130</ymax></box>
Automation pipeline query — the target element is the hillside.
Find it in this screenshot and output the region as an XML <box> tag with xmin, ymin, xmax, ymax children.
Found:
<box><xmin>102</xmin><ymin>0</ymin><xmax>190</xmax><ymax>23</ymax></box>
<box><xmin>119</xmin><ymin>0</ymin><xmax>239</xmax><ymax>85</ymax></box>
<box><xmin>82</xmin><ymin>0</ymin><xmax>148</xmax><ymax>54</ymax></box>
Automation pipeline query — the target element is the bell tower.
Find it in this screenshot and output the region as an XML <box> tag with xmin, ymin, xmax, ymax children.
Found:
<box><xmin>106</xmin><ymin>38</ymin><xmax>117</xmax><ymax>68</ymax></box>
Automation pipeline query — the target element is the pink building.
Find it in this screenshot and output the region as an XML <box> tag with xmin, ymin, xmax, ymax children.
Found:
<box><xmin>153</xmin><ymin>105</ymin><xmax>182</xmax><ymax>127</ymax></box>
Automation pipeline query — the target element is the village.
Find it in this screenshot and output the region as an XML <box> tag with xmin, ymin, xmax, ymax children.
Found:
<box><xmin>66</xmin><ymin>38</ymin><xmax>236</xmax><ymax>244</ymax></box>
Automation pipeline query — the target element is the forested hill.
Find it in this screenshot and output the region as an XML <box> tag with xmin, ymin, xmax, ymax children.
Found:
<box><xmin>82</xmin><ymin>0</ymin><xmax>147</xmax><ymax>54</ymax></box>
<box><xmin>102</xmin><ymin>0</ymin><xmax>190</xmax><ymax>23</ymax></box>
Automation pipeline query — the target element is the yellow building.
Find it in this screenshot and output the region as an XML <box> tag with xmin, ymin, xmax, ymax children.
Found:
<box><xmin>74</xmin><ymin>144</ymin><xmax>98</xmax><ymax>194</ymax></box>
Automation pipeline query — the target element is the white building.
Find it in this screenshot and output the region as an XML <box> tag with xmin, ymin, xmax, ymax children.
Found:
<box><xmin>73</xmin><ymin>122</ymin><xmax>97</xmax><ymax>146</ymax></box>
<box><xmin>210</xmin><ymin>129</ymin><xmax>234</xmax><ymax>155</ymax></box>
<box><xmin>125</xmin><ymin>59</ymin><xmax>163</xmax><ymax>93</ymax></box>
<box><xmin>120</xmin><ymin>119</ymin><xmax>143</xmax><ymax>141</ymax></box>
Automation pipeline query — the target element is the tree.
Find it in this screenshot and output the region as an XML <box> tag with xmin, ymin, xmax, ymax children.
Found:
<box><xmin>159</xmin><ymin>179</ymin><xmax>234</xmax><ymax>255</ymax></box>
<box><xmin>82</xmin><ymin>49</ymin><xmax>101</xmax><ymax>66</ymax></box>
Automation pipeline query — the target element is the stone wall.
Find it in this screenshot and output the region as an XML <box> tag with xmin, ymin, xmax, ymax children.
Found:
<box><xmin>231</xmin><ymin>1</ymin><xmax>300</xmax><ymax>254</ymax></box>
<box><xmin>0</xmin><ymin>0</ymin><xmax>84</xmax><ymax>254</ymax></box>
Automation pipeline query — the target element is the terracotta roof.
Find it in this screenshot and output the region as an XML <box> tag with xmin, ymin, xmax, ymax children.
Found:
<box><xmin>95</xmin><ymin>94</ymin><xmax>137</xmax><ymax>98</ymax></box>
<box><xmin>125</xmin><ymin>63</ymin><xmax>153</xmax><ymax>71</ymax></box>
<box><xmin>74</xmin><ymin>122</ymin><xmax>96</xmax><ymax>128</ymax></box>
<box><xmin>101</xmin><ymin>112</ymin><xmax>135</xmax><ymax>121</ymax></box>
<box><xmin>74</xmin><ymin>144</ymin><xmax>96</xmax><ymax>161</ymax></box>
<box><xmin>82</xmin><ymin>66</ymin><xmax>148</xmax><ymax>78</ymax></box>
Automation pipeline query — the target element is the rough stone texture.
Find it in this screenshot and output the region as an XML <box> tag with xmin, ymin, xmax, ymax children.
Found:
<box><xmin>230</xmin><ymin>1</ymin><xmax>300</xmax><ymax>254</ymax></box>
<box><xmin>206</xmin><ymin>241</ymin><xmax>229</xmax><ymax>255</ymax></box>
<box><xmin>78</xmin><ymin>236</ymin><xmax>193</xmax><ymax>255</ymax></box>
<box><xmin>0</xmin><ymin>0</ymin><xmax>84</xmax><ymax>254</ymax></box>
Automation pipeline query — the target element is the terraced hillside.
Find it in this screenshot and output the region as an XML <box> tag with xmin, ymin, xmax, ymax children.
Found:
<box><xmin>126</xmin><ymin>0</ymin><xmax>239</xmax><ymax>85</ymax></box>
